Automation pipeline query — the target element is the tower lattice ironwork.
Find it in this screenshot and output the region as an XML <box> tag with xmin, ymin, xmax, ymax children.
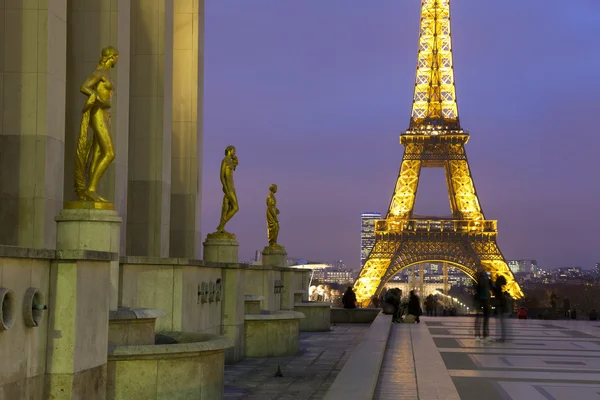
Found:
<box><xmin>353</xmin><ymin>0</ymin><xmax>524</xmax><ymax>306</ymax></box>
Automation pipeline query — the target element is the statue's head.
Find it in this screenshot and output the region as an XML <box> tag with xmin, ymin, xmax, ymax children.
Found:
<box><xmin>225</xmin><ymin>145</ymin><xmax>236</xmax><ymax>156</ymax></box>
<box><xmin>99</xmin><ymin>46</ymin><xmax>119</xmax><ymax>68</ymax></box>
<box><xmin>269</xmin><ymin>184</ymin><xmax>277</xmax><ymax>193</ymax></box>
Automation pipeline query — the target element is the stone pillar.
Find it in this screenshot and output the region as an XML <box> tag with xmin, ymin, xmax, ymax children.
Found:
<box><xmin>203</xmin><ymin>236</ymin><xmax>239</xmax><ymax>263</ymax></box>
<box><xmin>64</xmin><ymin>0</ymin><xmax>131</xmax><ymax>254</ymax></box>
<box><xmin>443</xmin><ymin>262</ymin><xmax>449</xmax><ymax>295</ymax></box>
<box><xmin>56</xmin><ymin>207</ymin><xmax>122</xmax><ymax>310</ymax></box>
<box><xmin>170</xmin><ymin>0</ymin><xmax>204</xmax><ymax>258</ymax></box>
<box><xmin>262</xmin><ymin>245</ymin><xmax>287</xmax><ymax>269</ymax></box>
<box><xmin>221</xmin><ymin>267</ymin><xmax>244</xmax><ymax>364</ymax></box>
<box><xmin>280</xmin><ymin>270</ymin><xmax>295</xmax><ymax>310</ymax></box>
<box><xmin>46</xmin><ymin>208</ymin><xmax>121</xmax><ymax>398</ymax></box>
<box><xmin>419</xmin><ymin>263</ymin><xmax>425</xmax><ymax>297</ymax></box>
<box><xmin>126</xmin><ymin>0</ymin><xmax>174</xmax><ymax>257</ymax></box>
<box><xmin>0</xmin><ymin>0</ymin><xmax>67</xmax><ymax>248</ymax></box>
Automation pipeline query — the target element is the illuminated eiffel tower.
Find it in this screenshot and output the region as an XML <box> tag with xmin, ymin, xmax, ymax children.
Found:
<box><xmin>353</xmin><ymin>0</ymin><xmax>524</xmax><ymax>306</ymax></box>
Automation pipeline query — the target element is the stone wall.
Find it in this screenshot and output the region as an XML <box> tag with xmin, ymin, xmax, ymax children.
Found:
<box><xmin>0</xmin><ymin>247</ymin><xmax>311</xmax><ymax>398</ymax></box>
<box><xmin>0</xmin><ymin>252</ymin><xmax>51</xmax><ymax>398</ymax></box>
<box><xmin>0</xmin><ymin>246</ymin><xmax>116</xmax><ymax>399</ymax></box>
<box><xmin>120</xmin><ymin>257</ymin><xmax>224</xmax><ymax>333</ymax></box>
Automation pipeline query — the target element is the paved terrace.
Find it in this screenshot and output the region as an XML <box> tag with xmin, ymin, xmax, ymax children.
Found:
<box><xmin>226</xmin><ymin>315</ymin><xmax>600</xmax><ymax>399</ymax></box>
<box><xmin>224</xmin><ymin>324</ymin><xmax>368</xmax><ymax>399</ymax></box>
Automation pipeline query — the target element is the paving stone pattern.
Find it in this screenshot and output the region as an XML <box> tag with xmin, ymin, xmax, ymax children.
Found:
<box><xmin>224</xmin><ymin>324</ymin><xmax>368</xmax><ymax>400</ymax></box>
<box><xmin>425</xmin><ymin>316</ymin><xmax>600</xmax><ymax>400</ymax></box>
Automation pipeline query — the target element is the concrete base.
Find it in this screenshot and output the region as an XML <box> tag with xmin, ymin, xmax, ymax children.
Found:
<box><xmin>331</xmin><ymin>308</ymin><xmax>381</xmax><ymax>324</ymax></box>
<box><xmin>244</xmin><ymin>296</ymin><xmax>263</xmax><ymax>315</ymax></box>
<box><xmin>203</xmin><ymin>235</ymin><xmax>239</xmax><ymax>263</ymax></box>
<box><xmin>244</xmin><ymin>311</ymin><xmax>305</xmax><ymax>357</ymax></box>
<box><xmin>108</xmin><ymin>307</ymin><xmax>166</xmax><ymax>346</ymax></box>
<box><xmin>294</xmin><ymin>302</ymin><xmax>332</xmax><ymax>332</ymax></box>
<box><xmin>56</xmin><ymin>208</ymin><xmax>122</xmax><ymax>252</ymax></box>
<box><xmin>323</xmin><ymin>313</ymin><xmax>393</xmax><ymax>400</ymax></box>
<box><xmin>107</xmin><ymin>332</ymin><xmax>233</xmax><ymax>400</ymax></box>
<box><xmin>55</xmin><ymin>208</ymin><xmax>122</xmax><ymax>310</ymax></box>
<box><xmin>262</xmin><ymin>245</ymin><xmax>287</xmax><ymax>268</ymax></box>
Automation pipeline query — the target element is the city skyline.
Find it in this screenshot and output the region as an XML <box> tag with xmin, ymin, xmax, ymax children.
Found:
<box><xmin>201</xmin><ymin>0</ymin><xmax>600</xmax><ymax>270</ymax></box>
<box><xmin>360</xmin><ymin>212</ymin><xmax>382</xmax><ymax>268</ymax></box>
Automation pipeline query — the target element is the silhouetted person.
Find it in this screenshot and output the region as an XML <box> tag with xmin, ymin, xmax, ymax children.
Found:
<box><xmin>563</xmin><ymin>298</ymin><xmax>570</xmax><ymax>318</ymax></box>
<box><xmin>474</xmin><ymin>269</ymin><xmax>491</xmax><ymax>341</ymax></box>
<box><xmin>342</xmin><ymin>287</ymin><xmax>357</xmax><ymax>309</ymax></box>
<box><xmin>425</xmin><ymin>294</ymin><xmax>434</xmax><ymax>316</ymax></box>
<box><xmin>408</xmin><ymin>290</ymin><xmax>421</xmax><ymax>323</ymax></box>
<box><xmin>550</xmin><ymin>291</ymin><xmax>557</xmax><ymax>317</ymax></box>
<box><xmin>384</xmin><ymin>288</ymin><xmax>402</xmax><ymax>323</ymax></box>
<box><xmin>493</xmin><ymin>275</ymin><xmax>508</xmax><ymax>342</ymax></box>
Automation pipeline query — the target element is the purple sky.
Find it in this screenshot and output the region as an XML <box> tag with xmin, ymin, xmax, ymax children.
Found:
<box><xmin>201</xmin><ymin>0</ymin><xmax>600</xmax><ymax>270</ymax></box>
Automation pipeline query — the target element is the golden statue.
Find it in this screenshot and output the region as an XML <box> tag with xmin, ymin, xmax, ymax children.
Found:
<box><xmin>74</xmin><ymin>46</ymin><xmax>119</xmax><ymax>203</ymax></box>
<box><xmin>266</xmin><ymin>184</ymin><xmax>281</xmax><ymax>246</ymax></box>
<box><xmin>215</xmin><ymin>145</ymin><xmax>239</xmax><ymax>236</ymax></box>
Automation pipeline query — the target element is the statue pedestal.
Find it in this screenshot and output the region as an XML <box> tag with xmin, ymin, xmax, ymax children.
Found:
<box><xmin>56</xmin><ymin>206</ymin><xmax>122</xmax><ymax>252</ymax></box>
<box><xmin>47</xmin><ymin>204</ymin><xmax>121</xmax><ymax>398</ymax></box>
<box><xmin>203</xmin><ymin>233</ymin><xmax>239</xmax><ymax>263</ymax></box>
<box><xmin>56</xmin><ymin>205</ymin><xmax>122</xmax><ymax>310</ymax></box>
<box><xmin>262</xmin><ymin>245</ymin><xmax>287</xmax><ymax>268</ymax></box>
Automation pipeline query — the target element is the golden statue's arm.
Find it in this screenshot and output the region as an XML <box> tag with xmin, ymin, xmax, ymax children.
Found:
<box><xmin>80</xmin><ymin>73</ymin><xmax>110</xmax><ymax>110</ymax></box>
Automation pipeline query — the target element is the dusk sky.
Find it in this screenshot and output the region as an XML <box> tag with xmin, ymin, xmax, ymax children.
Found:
<box><xmin>201</xmin><ymin>0</ymin><xmax>600</xmax><ymax>270</ymax></box>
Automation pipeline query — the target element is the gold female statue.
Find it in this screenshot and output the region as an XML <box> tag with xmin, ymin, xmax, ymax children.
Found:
<box><xmin>266</xmin><ymin>184</ymin><xmax>280</xmax><ymax>246</ymax></box>
<box><xmin>215</xmin><ymin>145</ymin><xmax>239</xmax><ymax>236</ymax></box>
<box><xmin>74</xmin><ymin>46</ymin><xmax>119</xmax><ymax>202</ymax></box>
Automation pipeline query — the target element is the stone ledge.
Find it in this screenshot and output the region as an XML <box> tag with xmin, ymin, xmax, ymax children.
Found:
<box><xmin>0</xmin><ymin>245</ymin><xmax>55</xmax><ymax>259</ymax></box>
<box><xmin>323</xmin><ymin>313</ymin><xmax>393</xmax><ymax>400</ymax></box>
<box><xmin>108</xmin><ymin>331</ymin><xmax>234</xmax><ymax>360</ymax></box>
<box><xmin>109</xmin><ymin>307</ymin><xmax>166</xmax><ymax>321</ymax></box>
<box><xmin>244</xmin><ymin>295</ymin><xmax>264</xmax><ymax>301</ymax></box>
<box><xmin>118</xmin><ymin>257</ymin><xmax>309</xmax><ymax>273</ymax></box>
<box><xmin>0</xmin><ymin>246</ymin><xmax>117</xmax><ymax>261</ymax></box>
<box><xmin>245</xmin><ymin>311</ymin><xmax>305</xmax><ymax>321</ymax></box>
<box><xmin>294</xmin><ymin>302</ymin><xmax>332</xmax><ymax>307</ymax></box>
<box><xmin>331</xmin><ymin>307</ymin><xmax>382</xmax><ymax>324</ymax></box>
<box><xmin>56</xmin><ymin>249</ymin><xmax>118</xmax><ymax>262</ymax></box>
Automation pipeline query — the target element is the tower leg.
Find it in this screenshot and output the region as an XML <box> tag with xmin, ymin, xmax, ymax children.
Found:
<box><xmin>443</xmin><ymin>263</ymin><xmax>449</xmax><ymax>297</ymax></box>
<box><xmin>420</xmin><ymin>263</ymin><xmax>425</xmax><ymax>298</ymax></box>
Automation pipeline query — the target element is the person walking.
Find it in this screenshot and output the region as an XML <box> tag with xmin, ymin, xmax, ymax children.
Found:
<box><xmin>408</xmin><ymin>290</ymin><xmax>421</xmax><ymax>323</ymax></box>
<box><xmin>425</xmin><ymin>294</ymin><xmax>434</xmax><ymax>316</ymax></box>
<box><xmin>474</xmin><ymin>269</ymin><xmax>491</xmax><ymax>341</ymax></box>
<box><xmin>493</xmin><ymin>275</ymin><xmax>508</xmax><ymax>342</ymax></box>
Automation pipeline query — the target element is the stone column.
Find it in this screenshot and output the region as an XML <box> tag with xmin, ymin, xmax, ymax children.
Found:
<box><xmin>419</xmin><ymin>263</ymin><xmax>425</xmax><ymax>297</ymax></box>
<box><xmin>170</xmin><ymin>0</ymin><xmax>204</xmax><ymax>258</ymax></box>
<box><xmin>221</xmin><ymin>266</ymin><xmax>245</xmax><ymax>363</ymax></box>
<box><xmin>0</xmin><ymin>0</ymin><xmax>67</xmax><ymax>248</ymax></box>
<box><xmin>46</xmin><ymin>209</ymin><xmax>121</xmax><ymax>398</ymax></box>
<box><xmin>64</xmin><ymin>0</ymin><xmax>131</xmax><ymax>254</ymax></box>
<box><xmin>262</xmin><ymin>245</ymin><xmax>287</xmax><ymax>269</ymax></box>
<box><xmin>126</xmin><ymin>0</ymin><xmax>173</xmax><ymax>257</ymax></box>
<box><xmin>443</xmin><ymin>262</ymin><xmax>449</xmax><ymax>294</ymax></box>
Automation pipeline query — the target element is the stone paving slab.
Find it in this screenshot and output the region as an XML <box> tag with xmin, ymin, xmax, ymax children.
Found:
<box><xmin>425</xmin><ymin>316</ymin><xmax>600</xmax><ymax>400</ymax></box>
<box><xmin>224</xmin><ymin>324</ymin><xmax>368</xmax><ymax>400</ymax></box>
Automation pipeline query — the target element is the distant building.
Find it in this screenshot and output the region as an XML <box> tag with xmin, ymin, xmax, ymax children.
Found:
<box><xmin>361</xmin><ymin>212</ymin><xmax>382</xmax><ymax>267</ymax></box>
<box><xmin>595</xmin><ymin>263</ymin><xmax>600</xmax><ymax>275</ymax></box>
<box><xmin>507</xmin><ymin>259</ymin><xmax>538</xmax><ymax>276</ymax></box>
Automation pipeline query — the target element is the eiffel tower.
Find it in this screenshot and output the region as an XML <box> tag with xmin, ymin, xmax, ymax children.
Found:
<box><xmin>353</xmin><ymin>0</ymin><xmax>524</xmax><ymax>306</ymax></box>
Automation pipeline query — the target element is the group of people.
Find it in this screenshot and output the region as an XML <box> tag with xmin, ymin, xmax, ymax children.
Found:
<box><xmin>342</xmin><ymin>286</ymin><xmax>422</xmax><ymax>323</ymax></box>
<box><xmin>379</xmin><ymin>288</ymin><xmax>422</xmax><ymax>323</ymax></box>
<box><xmin>473</xmin><ymin>268</ymin><xmax>509</xmax><ymax>342</ymax></box>
<box><xmin>342</xmin><ymin>267</ymin><xmax>512</xmax><ymax>339</ymax></box>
